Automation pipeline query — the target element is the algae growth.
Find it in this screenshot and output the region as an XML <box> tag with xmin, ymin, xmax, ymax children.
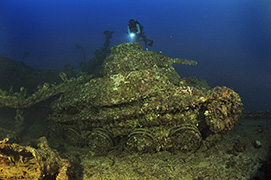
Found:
<box><xmin>0</xmin><ymin>42</ymin><xmax>243</xmax><ymax>179</ymax></box>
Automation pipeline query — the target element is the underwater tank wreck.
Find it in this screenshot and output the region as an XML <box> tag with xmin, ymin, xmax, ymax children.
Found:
<box><xmin>47</xmin><ymin>42</ymin><xmax>243</xmax><ymax>153</ymax></box>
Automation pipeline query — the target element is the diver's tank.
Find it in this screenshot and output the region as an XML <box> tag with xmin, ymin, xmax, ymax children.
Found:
<box><xmin>47</xmin><ymin>43</ymin><xmax>243</xmax><ymax>154</ymax></box>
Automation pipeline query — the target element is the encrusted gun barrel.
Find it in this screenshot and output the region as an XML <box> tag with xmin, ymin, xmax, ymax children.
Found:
<box><xmin>47</xmin><ymin>42</ymin><xmax>243</xmax><ymax>153</ymax></box>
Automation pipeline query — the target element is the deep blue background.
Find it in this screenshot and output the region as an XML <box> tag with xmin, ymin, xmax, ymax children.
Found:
<box><xmin>0</xmin><ymin>0</ymin><xmax>271</xmax><ymax>111</ymax></box>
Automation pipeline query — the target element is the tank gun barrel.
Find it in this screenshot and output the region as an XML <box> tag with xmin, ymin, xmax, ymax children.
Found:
<box><xmin>169</xmin><ymin>58</ymin><xmax>197</xmax><ymax>66</ymax></box>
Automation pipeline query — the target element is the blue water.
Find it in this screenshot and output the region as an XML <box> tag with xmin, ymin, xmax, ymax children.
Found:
<box><xmin>0</xmin><ymin>0</ymin><xmax>271</xmax><ymax>111</ymax></box>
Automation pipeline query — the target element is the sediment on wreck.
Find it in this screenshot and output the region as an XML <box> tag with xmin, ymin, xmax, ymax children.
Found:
<box><xmin>47</xmin><ymin>42</ymin><xmax>243</xmax><ymax>154</ymax></box>
<box><xmin>0</xmin><ymin>137</ymin><xmax>76</xmax><ymax>179</ymax></box>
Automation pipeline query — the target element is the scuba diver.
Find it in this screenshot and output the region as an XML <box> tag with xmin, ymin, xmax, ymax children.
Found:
<box><xmin>127</xmin><ymin>19</ymin><xmax>153</xmax><ymax>50</ymax></box>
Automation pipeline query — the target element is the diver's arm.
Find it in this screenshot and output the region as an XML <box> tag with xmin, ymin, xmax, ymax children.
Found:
<box><xmin>127</xmin><ymin>26</ymin><xmax>130</xmax><ymax>34</ymax></box>
<box><xmin>136</xmin><ymin>24</ymin><xmax>141</xmax><ymax>34</ymax></box>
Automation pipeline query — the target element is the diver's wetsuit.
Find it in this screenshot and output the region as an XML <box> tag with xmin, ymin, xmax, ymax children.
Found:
<box><xmin>128</xmin><ymin>19</ymin><xmax>153</xmax><ymax>49</ymax></box>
